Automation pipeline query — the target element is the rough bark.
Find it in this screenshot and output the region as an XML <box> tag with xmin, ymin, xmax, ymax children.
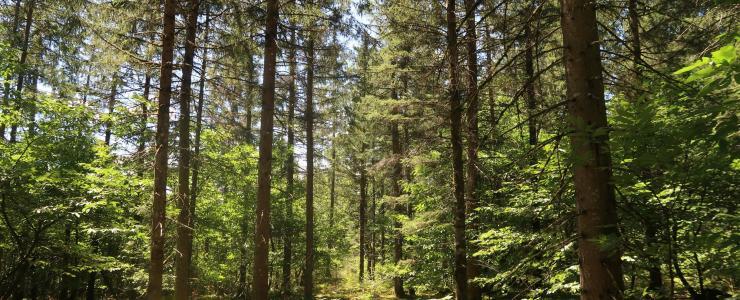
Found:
<box><xmin>104</xmin><ymin>77</ymin><xmax>117</xmax><ymax>146</ymax></box>
<box><xmin>628</xmin><ymin>0</ymin><xmax>642</xmax><ymax>84</ymax></box>
<box><xmin>10</xmin><ymin>0</ymin><xmax>34</xmax><ymax>143</ymax></box>
<box><xmin>146</xmin><ymin>0</ymin><xmax>177</xmax><ymax>297</ymax></box>
<box><xmin>253</xmin><ymin>0</ymin><xmax>279</xmax><ymax>297</ymax></box>
<box><xmin>189</xmin><ymin>4</ymin><xmax>210</xmax><ymax>294</ymax></box>
<box><xmin>447</xmin><ymin>0</ymin><xmax>468</xmax><ymax>298</ymax></box>
<box><xmin>174</xmin><ymin>0</ymin><xmax>201</xmax><ymax>298</ymax></box>
<box><xmin>304</xmin><ymin>27</ymin><xmax>316</xmax><ymax>300</ymax></box>
<box><xmin>525</xmin><ymin>5</ymin><xmax>537</xmax><ymax>154</ymax></box>
<box><xmin>0</xmin><ymin>0</ymin><xmax>22</xmax><ymax>138</ymax></box>
<box><xmin>282</xmin><ymin>28</ymin><xmax>297</xmax><ymax>299</ymax></box>
<box><xmin>390</xmin><ymin>89</ymin><xmax>406</xmax><ymax>298</ymax></box>
<box><xmin>463</xmin><ymin>0</ymin><xmax>481</xmax><ymax>298</ymax></box>
<box><xmin>559</xmin><ymin>0</ymin><xmax>625</xmax><ymax>298</ymax></box>
<box><xmin>359</xmin><ymin>163</ymin><xmax>367</xmax><ymax>283</ymax></box>
<box><xmin>138</xmin><ymin>73</ymin><xmax>151</xmax><ymax>155</ymax></box>
<box><xmin>329</xmin><ymin>129</ymin><xmax>337</xmax><ymax>229</ymax></box>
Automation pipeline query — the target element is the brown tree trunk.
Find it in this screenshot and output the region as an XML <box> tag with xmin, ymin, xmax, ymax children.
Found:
<box><xmin>304</xmin><ymin>27</ymin><xmax>316</xmax><ymax>300</ymax></box>
<box><xmin>559</xmin><ymin>1</ymin><xmax>625</xmax><ymax>299</ymax></box>
<box><xmin>628</xmin><ymin>0</ymin><xmax>642</xmax><ymax>84</ymax></box>
<box><xmin>138</xmin><ymin>73</ymin><xmax>151</xmax><ymax>155</ymax></box>
<box><xmin>147</xmin><ymin>0</ymin><xmax>177</xmax><ymax>297</ymax></box>
<box><xmin>330</xmin><ymin>129</ymin><xmax>337</xmax><ymax>229</ymax></box>
<box><xmin>1</xmin><ymin>0</ymin><xmax>22</xmax><ymax>138</ymax></box>
<box><xmin>10</xmin><ymin>0</ymin><xmax>34</xmax><ymax>143</ymax></box>
<box><xmin>447</xmin><ymin>0</ymin><xmax>468</xmax><ymax>298</ymax></box>
<box><xmin>253</xmin><ymin>0</ymin><xmax>279</xmax><ymax>298</ymax></box>
<box><xmin>282</xmin><ymin>28</ymin><xmax>297</xmax><ymax>299</ymax></box>
<box><xmin>174</xmin><ymin>0</ymin><xmax>201</xmax><ymax>299</ymax></box>
<box><xmin>525</xmin><ymin>4</ymin><xmax>537</xmax><ymax>155</ymax></box>
<box><xmin>359</xmin><ymin>162</ymin><xmax>367</xmax><ymax>283</ymax></box>
<box><xmin>189</xmin><ymin>4</ymin><xmax>210</xmax><ymax>293</ymax></box>
<box><xmin>390</xmin><ymin>90</ymin><xmax>406</xmax><ymax>298</ymax></box>
<box><xmin>463</xmin><ymin>0</ymin><xmax>482</xmax><ymax>298</ymax></box>
<box><xmin>369</xmin><ymin>178</ymin><xmax>376</xmax><ymax>279</ymax></box>
<box><xmin>104</xmin><ymin>76</ymin><xmax>117</xmax><ymax>146</ymax></box>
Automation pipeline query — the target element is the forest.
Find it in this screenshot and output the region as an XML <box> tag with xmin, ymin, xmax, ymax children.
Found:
<box><xmin>0</xmin><ymin>0</ymin><xmax>738</xmax><ymax>299</ymax></box>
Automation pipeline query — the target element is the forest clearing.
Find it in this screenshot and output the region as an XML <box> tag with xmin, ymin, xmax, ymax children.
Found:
<box><xmin>0</xmin><ymin>0</ymin><xmax>738</xmax><ymax>299</ymax></box>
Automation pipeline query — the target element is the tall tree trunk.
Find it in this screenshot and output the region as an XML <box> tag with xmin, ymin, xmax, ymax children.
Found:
<box><xmin>138</xmin><ymin>73</ymin><xmax>151</xmax><ymax>155</ymax></box>
<box><xmin>447</xmin><ymin>0</ymin><xmax>468</xmax><ymax>298</ymax></box>
<box><xmin>175</xmin><ymin>0</ymin><xmax>201</xmax><ymax>299</ymax></box>
<box><xmin>525</xmin><ymin>4</ymin><xmax>537</xmax><ymax>157</ymax></box>
<box><xmin>253</xmin><ymin>0</ymin><xmax>279</xmax><ymax>297</ymax></box>
<box><xmin>104</xmin><ymin>76</ymin><xmax>117</xmax><ymax>146</ymax></box>
<box><xmin>463</xmin><ymin>0</ymin><xmax>481</xmax><ymax>298</ymax></box>
<box><xmin>359</xmin><ymin>162</ymin><xmax>367</xmax><ymax>283</ymax></box>
<box><xmin>390</xmin><ymin>89</ymin><xmax>406</xmax><ymax>298</ymax></box>
<box><xmin>282</xmin><ymin>28</ymin><xmax>297</xmax><ymax>299</ymax></box>
<box><xmin>369</xmin><ymin>177</ymin><xmax>376</xmax><ymax>279</ymax></box>
<box><xmin>304</xmin><ymin>26</ymin><xmax>316</xmax><ymax>300</ymax></box>
<box><xmin>559</xmin><ymin>1</ymin><xmax>625</xmax><ymax>299</ymax></box>
<box><xmin>10</xmin><ymin>0</ymin><xmax>35</xmax><ymax>143</ymax></box>
<box><xmin>147</xmin><ymin>0</ymin><xmax>177</xmax><ymax>297</ymax></box>
<box><xmin>329</xmin><ymin>129</ymin><xmax>337</xmax><ymax>229</ymax></box>
<box><xmin>189</xmin><ymin>3</ymin><xmax>210</xmax><ymax>293</ymax></box>
<box><xmin>1</xmin><ymin>0</ymin><xmax>22</xmax><ymax>138</ymax></box>
<box><xmin>628</xmin><ymin>0</ymin><xmax>642</xmax><ymax>85</ymax></box>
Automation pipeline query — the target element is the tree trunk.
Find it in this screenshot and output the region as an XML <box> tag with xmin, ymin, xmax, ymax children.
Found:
<box><xmin>0</xmin><ymin>0</ymin><xmax>23</xmax><ymax>138</ymax></box>
<box><xmin>447</xmin><ymin>0</ymin><xmax>468</xmax><ymax>298</ymax></box>
<box><xmin>189</xmin><ymin>4</ymin><xmax>211</xmax><ymax>295</ymax></box>
<box><xmin>304</xmin><ymin>26</ymin><xmax>316</xmax><ymax>300</ymax></box>
<box><xmin>390</xmin><ymin>89</ymin><xmax>406</xmax><ymax>298</ymax></box>
<box><xmin>463</xmin><ymin>0</ymin><xmax>481</xmax><ymax>298</ymax></box>
<box><xmin>525</xmin><ymin>4</ymin><xmax>537</xmax><ymax>157</ymax></box>
<box><xmin>253</xmin><ymin>0</ymin><xmax>279</xmax><ymax>298</ymax></box>
<box><xmin>282</xmin><ymin>28</ymin><xmax>297</xmax><ymax>299</ymax></box>
<box><xmin>174</xmin><ymin>0</ymin><xmax>200</xmax><ymax>299</ymax></box>
<box><xmin>10</xmin><ymin>0</ymin><xmax>35</xmax><ymax>143</ymax></box>
<box><xmin>330</xmin><ymin>129</ymin><xmax>337</xmax><ymax>230</ymax></box>
<box><xmin>104</xmin><ymin>76</ymin><xmax>117</xmax><ymax>146</ymax></box>
<box><xmin>628</xmin><ymin>0</ymin><xmax>642</xmax><ymax>85</ymax></box>
<box><xmin>359</xmin><ymin>163</ymin><xmax>367</xmax><ymax>283</ymax></box>
<box><xmin>138</xmin><ymin>73</ymin><xmax>151</xmax><ymax>156</ymax></box>
<box><xmin>147</xmin><ymin>0</ymin><xmax>177</xmax><ymax>297</ymax></box>
<box><xmin>559</xmin><ymin>1</ymin><xmax>625</xmax><ymax>299</ymax></box>
<box><xmin>369</xmin><ymin>178</ymin><xmax>376</xmax><ymax>279</ymax></box>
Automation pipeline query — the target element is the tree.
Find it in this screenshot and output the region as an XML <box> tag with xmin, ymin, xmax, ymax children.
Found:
<box><xmin>304</xmin><ymin>18</ymin><xmax>316</xmax><ymax>300</ymax></box>
<box><xmin>446</xmin><ymin>0</ymin><xmax>468</xmax><ymax>298</ymax></box>
<box><xmin>147</xmin><ymin>0</ymin><xmax>177</xmax><ymax>297</ymax></box>
<box><xmin>559</xmin><ymin>0</ymin><xmax>625</xmax><ymax>298</ymax></box>
<box><xmin>174</xmin><ymin>0</ymin><xmax>201</xmax><ymax>298</ymax></box>
<box><xmin>253</xmin><ymin>0</ymin><xmax>279</xmax><ymax>298</ymax></box>
<box><xmin>463</xmin><ymin>0</ymin><xmax>481</xmax><ymax>298</ymax></box>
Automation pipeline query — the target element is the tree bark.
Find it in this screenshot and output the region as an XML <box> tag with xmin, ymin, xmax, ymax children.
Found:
<box><xmin>447</xmin><ymin>0</ymin><xmax>468</xmax><ymax>298</ymax></box>
<box><xmin>10</xmin><ymin>0</ymin><xmax>35</xmax><ymax>143</ymax></box>
<box><xmin>138</xmin><ymin>73</ymin><xmax>151</xmax><ymax>156</ymax></box>
<box><xmin>559</xmin><ymin>0</ymin><xmax>625</xmax><ymax>299</ymax></box>
<box><xmin>525</xmin><ymin>3</ymin><xmax>538</xmax><ymax>156</ymax></box>
<box><xmin>146</xmin><ymin>0</ymin><xmax>177</xmax><ymax>297</ymax></box>
<box><xmin>390</xmin><ymin>89</ymin><xmax>406</xmax><ymax>298</ymax></box>
<box><xmin>188</xmin><ymin>4</ymin><xmax>210</xmax><ymax>295</ymax></box>
<box><xmin>174</xmin><ymin>0</ymin><xmax>200</xmax><ymax>299</ymax></box>
<box><xmin>282</xmin><ymin>28</ymin><xmax>297</xmax><ymax>299</ymax></box>
<box><xmin>359</xmin><ymin>162</ymin><xmax>367</xmax><ymax>283</ymax></box>
<box><xmin>304</xmin><ymin>26</ymin><xmax>316</xmax><ymax>300</ymax></box>
<box><xmin>253</xmin><ymin>0</ymin><xmax>279</xmax><ymax>298</ymax></box>
<box><xmin>0</xmin><ymin>0</ymin><xmax>22</xmax><ymax>138</ymax></box>
<box><xmin>104</xmin><ymin>76</ymin><xmax>117</xmax><ymax>146</ymax></box>
<box><xmin>463</xmin><ymin>0</ymin><xmax>481</xmax><ymax>298</ymax></box>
